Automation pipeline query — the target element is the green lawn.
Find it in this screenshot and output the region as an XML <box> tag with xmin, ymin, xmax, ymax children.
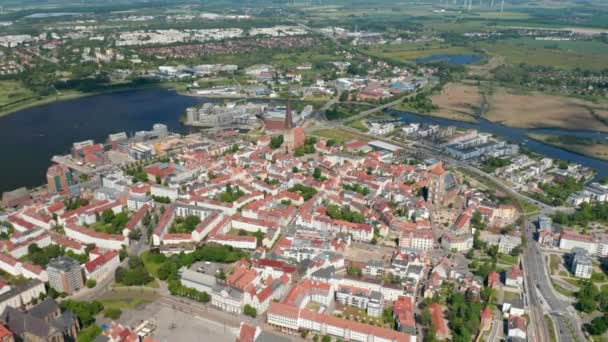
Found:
<box><xmin>99</xmin><ymin>296</ymin><xmax>153</xmax><ymax>310</ymax></box>
<box><xmin>498</xmin><ymin>253</ymin><xmax>519</xmax><ymax>265</ymax></box>
<box><xmin>502</xmin><ymin>290</ymin><xmax>521</xmax><ymax>303</ymax></box>
<box><xmin>562</xmin><ymin>277</ymin><xmax>582</xmax><ymax>287</ymax></box>
<box><xmin>141</xmin><ymin>251</ymin><xmax>164</xmax><ymax>278</ymax></box>
<box><xmin>114</xmin><ymin>278</ymin><xmax>159</xmax><ymax>288</ymax></box>
<box><xmin>549</xmin><ymin>254</ymin><xmax>562</xmax><ymax>274</ymax></box>
<box><xmin>312</xmin><ymin>128</ymin><xmax>368</xmax><ymax>143</ymax></box>
<box><xmin>347</xmin><ymin>119</ymin><xmax>369</xmax><ymax>132</ymax></box>
<box><xmin>552</xmin><ymin>282</ymin><xmax>573</xmax><ymax>297</ymax></box>
<box><xmin>545</xmin><ymin>314</ymin><xmax>558</xmax><ymax>342</ymax></box>
<box><xmin>0</xmin><ymin>80</ymin><xmax>34</xmax><ymax>108</ymax></box>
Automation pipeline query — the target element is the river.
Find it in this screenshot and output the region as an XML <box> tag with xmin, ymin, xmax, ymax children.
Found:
<box><xmin>387</xmin><ymin>109</ymin><xmax>608</xmax><ymax>178</ymax></box>
<box><xmin>1</xmin><ymin>88</ymin><xmax>607</xmax><ymax>193</ymax></box>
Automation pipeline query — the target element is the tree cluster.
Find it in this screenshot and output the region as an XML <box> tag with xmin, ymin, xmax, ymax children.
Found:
<box><xmin>343</xmin><ymin>183</ymin><xmax>370</xmax><ymax>195</ymax></box>
<box><xmin>115</xmin><ymin>256</ymin><xmax>153</xmax><ymax>286</ymax></box>
<box><xmin>60</xmin><ymin>300</ymin><xmax>103</xmax><ymax>327</ymax></box>
<box><xmin>326</xmin><ymin>204</ymin><xmax>365</xmax><ymax>224</ymax></box>
<box><xmin>288</xmin><ymin>184</ymin><xmax>318</xmax><ymax>201</ymax></box>
<box><xmin>553</xmin><ymin>201</ymin><xmax>608</xmax><ymax>227</ymax></box>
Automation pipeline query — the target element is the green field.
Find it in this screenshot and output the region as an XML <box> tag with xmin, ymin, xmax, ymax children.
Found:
<box><xmin>482</xmin><ymin>38</ymin><xmax>608</xmax><ymax>70</ymax></box>
<box><xmin>364</xmin><ymin>41</ymin><xmax>477</xmax><ymax>62</ymax></box>
<box><xmin>312</xmin><ymin>128</ymin><xmax>367</xmax><ymax>143</ymax></box>
<box><xmin>347</xmin><ymin>119</ymin><xmax>369</xmax><ymax>132</ymax></box>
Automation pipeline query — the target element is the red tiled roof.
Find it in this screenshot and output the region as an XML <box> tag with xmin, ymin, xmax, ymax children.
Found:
<box><xmin>394</xmin><ymin>296</ymin><xmax>415</xmax><ymax>329</ymax></box>
<box><xmin>85</xmin><ymin>250</ymin><xmax>118</xmax><ymax>273</ymax></box>
<box><xmin>0</xmin><ymin>253</ymin><xmax>18</xmax><ymax>266</ymax></box>
<box><xmin>430</xmin><ymin>164</ymin><xmax>445</xmax><ymax>176</ymax></box>
<box><xmin>66</xmin><ymin>222</ymin><xmax>127</xmax><ymax>242</ymax></box>
<box><xmin>47</xmin><ymin>201</ymin><xmax>65</xmax><ymax>213</ymax></box>
<box><xmin>227</xmin><ymin>266</ymin><xmax>257</xmax><ymax>290</ymax></box>
<box><xmin>507</xmin><ymin>265</ymin><xmax>523</xmax><ymax>279</ymax></box>
<box><xmin>0</xmin><ymin>323</ymin><xmax>13</xmax><ymax>338</ymax></box>
<box><xmin>235</xmin><ymin>323</ymin><xmax>257</xmax><ymax>342</ymax></box>
<box><xmin>51</xmin><ymin>232</ymin><xmax>83</xmax><ymax>251</ymax></box>
<box><xmin>429</xmin><ymin>303</ymin><xmax>449</xmax><ymax>339</ymax></box>
<box><xmin>283</xmin><ymin>279</ymin><xmax>330</xmax><ymax>307</ymax></box>
<box><xmin>125</xmin><ymin>204</ymin><xmax>149</xmax><ymax>231</ymax></box>
<box><xmin>252</xmin><ymin>258</ymin><xmax>297</xmax><ymax>273</ymax></box>
<box><xmin>22</xmin><ymin>262</ymin><xmax>44</xmax><ymax>275</ymax></box>
<box><xmin>268</xmin><ymin>302</ymin><xmax>412</xmax><ymax>342</ymax></box>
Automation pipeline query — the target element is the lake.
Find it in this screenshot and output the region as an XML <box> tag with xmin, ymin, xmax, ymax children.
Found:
<box><xmin>413</xmin><ymin>54</ymin><xmax>483</xmax><ymax>65</ymax></box>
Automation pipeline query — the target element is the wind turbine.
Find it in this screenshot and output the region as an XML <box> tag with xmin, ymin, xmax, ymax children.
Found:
<box><xmin>501</xmin><ymin>0</ymin><xmax>505</xmax><ymax>12</ymax></box>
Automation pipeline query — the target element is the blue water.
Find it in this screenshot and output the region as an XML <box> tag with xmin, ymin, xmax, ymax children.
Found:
<box><xmin>388</xmin><ymin>109</ymin><xmax>608</xmax><ymax>178</ymax></box>
<box><xmin>413</xmin><ymin>54</ymin><xmax>483</xmax><ymax>65</ymax></box>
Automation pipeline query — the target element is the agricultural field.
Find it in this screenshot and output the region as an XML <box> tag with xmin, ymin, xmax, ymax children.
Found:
<box><xmin>483</xmin><ymin>87</ymin><xmax>608</xmax><ymax>132</ymax></box>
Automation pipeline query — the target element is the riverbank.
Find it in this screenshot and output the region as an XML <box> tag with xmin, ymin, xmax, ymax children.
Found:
<box><xmin>527</xmin><ymin>133</ymin><xmax>608</xmax><ymax>162</ymax></box>
<box><xmin>0</xmin><ymin>81</ymin><xmax>189</xmax><ymax>118</ymax></box>
<box><xmin>392</xmin><ymin>102</ymin><xmax>479</xmax><ymax>123</ymax></box>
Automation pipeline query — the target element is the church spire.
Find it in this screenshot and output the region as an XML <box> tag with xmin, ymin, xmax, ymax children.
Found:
<box><xmin>285</xmin><ymin>97</ymin><xmax>294</xmax><ymax>129</ymax></box>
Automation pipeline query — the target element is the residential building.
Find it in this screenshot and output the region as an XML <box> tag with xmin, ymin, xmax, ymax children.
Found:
<box><xmin>267</xmin><ymin>302</ymin><xmax>415</xmax><ymax>342</ymax></box>
<box><xmin>46</xmin><ymin>256</ymin><xmax>84</xmax><ymax>295</ymax></box>
<box><xmin>84</xmin><ymin>250</ymin><xmax>120</xmax><ymax>282</ymax></box>
<box><xmin>505</xmin><ymin>265</ymin><xmax>524</xmax><ymax>288</ymax></box>
<box><xmin>571</xmin><ymin>247</ymin><xmax>592</xmax><ymax>279</ymax></box>
<box><xmin>399</xmin><ymin>228</ymin><xmax>435</xmax><ymax>251</ymax></box>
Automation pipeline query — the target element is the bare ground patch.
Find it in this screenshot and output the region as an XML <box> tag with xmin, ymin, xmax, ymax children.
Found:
<box><xmin>484</xmin><ymin>88</ymin><xmax>608</xmax><ymax>132</ymax></box>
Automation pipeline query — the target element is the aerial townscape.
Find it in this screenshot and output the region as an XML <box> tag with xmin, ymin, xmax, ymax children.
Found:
<box><xmin>0</xmin><ymin>0</ymin><xmax>607</xmax><ymax>342</ymax></box>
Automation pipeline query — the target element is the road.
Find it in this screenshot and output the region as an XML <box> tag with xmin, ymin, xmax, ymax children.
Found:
<box><xmin>523</xmin><ymin>215</ymin><xmax>587</xmax><ymax>342</ymax></box>
<box><xmin>307</xmin><ymin>96</ymin><xmax>409</xmax><ymax>132</ymax></box>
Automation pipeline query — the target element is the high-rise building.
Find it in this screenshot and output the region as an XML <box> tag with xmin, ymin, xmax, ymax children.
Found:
<box><xmin>46</xmin><ymin>164</ymin><xmax>74</xmax><ymax>193</ymax></box>
<box><xmin>46</xmin><ymin>256</ymin><xmax>83</xmax><ymax>295</ymax></box>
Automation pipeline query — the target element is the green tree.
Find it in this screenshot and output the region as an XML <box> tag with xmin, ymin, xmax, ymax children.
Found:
<box><xmin>60</xmin><ymin>300</ymin><xmax>104</xmax><ymax>327</ymax></box>
<box><xmin>313</xmin><ymin>167</ymin><xmax>322</xmax><ymax>180</ymax></box>
<box><xmin>77</xmin><ymin>324</ymin><xmax>102</xmax><ymax>342</ymax></box>
<box><xmin>243</xmin><ymin>304</ymin><xmax>257</xmax><ymax>318</ymax></box>
<box><xmin>103</xmin><ymin>308</ymin><xmax>122</xmax><ymax>320</ymax></box>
